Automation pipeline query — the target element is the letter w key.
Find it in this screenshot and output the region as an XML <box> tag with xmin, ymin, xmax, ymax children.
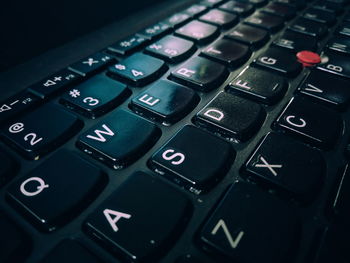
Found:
<box><xmin>86</xmin><ymin>124</ymin><xmax>115</xmax><ymax>142</ymax></box>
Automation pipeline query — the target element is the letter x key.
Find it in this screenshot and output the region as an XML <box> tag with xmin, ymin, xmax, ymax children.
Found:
<box><xmin>254</xmin><ymin>156</ymin><xmax>282</xmax><ymax>176</ymax></box>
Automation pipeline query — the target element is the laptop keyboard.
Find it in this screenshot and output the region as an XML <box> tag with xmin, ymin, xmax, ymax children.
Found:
<box><xmin>1</xmin><ymin>0</ymin><xmax>350</xmax><ymax>262</ymax></box>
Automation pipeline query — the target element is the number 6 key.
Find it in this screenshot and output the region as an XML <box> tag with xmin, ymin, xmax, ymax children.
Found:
<box><xmin>1</xmin><ymin>103</ymin><xmax>83</xmax><ymax>160</ymax></box>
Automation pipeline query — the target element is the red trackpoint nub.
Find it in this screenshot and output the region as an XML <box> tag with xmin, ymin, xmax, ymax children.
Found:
<box><xmin>296</xmin><ymin>50</ymin><xmax>321</xmax><ymax>67</ymax></box>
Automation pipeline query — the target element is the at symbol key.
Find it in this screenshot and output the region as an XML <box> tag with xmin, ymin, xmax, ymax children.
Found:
<box><xmin>275</xmin><ymin>97</ymin><xmax>342</xmax><ymax>149</ymax></box>
<box><xmin>77</xmin><ymin>110</ymin><xmax>161</xmax><ymax>169</ymax></box>
<box><xmin>1</xmin><ymin>104</ymin><xmax>82</xmax><ymax>160</ymax></box>
<box><xmin>84</xmin><ymin>171</ymin><xmax>192</xmax><ymax>262</ymax></box>
<box><xmin>245</xmin><ymin>132</ymin><xmax>325</xmax><ymax>200</ymax></box>
<box><xmin>149</xmin><ymin>125</ymin><xmax>235</xmax><ymax>194</ymax></box>
<box><xmin>108</xmin><ymin>53</ymin><xmax>167</xmax><ymax>86</ymax></box>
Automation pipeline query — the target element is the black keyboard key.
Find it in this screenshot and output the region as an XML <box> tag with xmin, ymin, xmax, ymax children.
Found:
<box><xmin>219</xmin><ymin>1</ymin><xmax>255</xmax><ymax>16</ymax></box>
<box><xmin>108</xmin><ymin>53</ymin><xmax>167</xmax><ymax>86</ymax></box>
<box><xmin>28</xmin><ymin>69</ymin><xmax>81</xmax><ymax>99</ymax></box>
<box><xmin>336</xmin><ymin>21</ymin><xmax>350</xmax><ymax>37</ymax></box>
<box><xmin>137</xmin><ymin>22</ymin><xmax>171</xmax><ymax>40</ymax></box>
<box><xmin>317</xmin><ymin>51</ymin><xmax>350</xmax><ymax>79</ymax></box>
<box><xmin>201</xmin><ymin>0</ymin><xmax>226</xmax><ymax>7</ymax></box>
<box><xmin>275</xmin><ymin>97</ymin><xmax>342</xmax><ymax>149</ymax></box>
<box><xmin>228</xmin><ymin>67</ymin><xmax>288</xmax><ymax>104</ymax></box>
<box><xmin>298</xmin><ymin>70</ymin><xmax>350</xmax><ymax>109</ymax></box>
<box><xmin>303</xmin><ymin>8</ymin><xmax>336</xmax><ymax>25</ymax></box>
<box><xmin>69</xmin><ymin>52</ymin><xmax>115</xmax><ymax>77</ymax></box>
<box><xmin>0</xmin><ymin>91</ymin><xmax>40</xmax><ymax>124</ymax></box>
<box><xmin>170</xmin><ymin>56</ymin><xmax>228</xmax><ymax>92</ymax></box>
<box><xmin>254</xmin><ymin>47</ymin><xmax>302</xmax><ymax>77</ymax></box>
<box><xmin>327</xmin><ymin>36</ymin><xmax>350</xmax><ymax>55</ymax></box>
<box><xmin>1</xmin><ymin>104</ymin><xmax>82</xmax><ymax>160</ymax></box>
<box><xmin>85</xmin><ymin>171</ymin><xmax>191</xmax><ymax>262</ymax></box>
<box><xmin>200</xmin><ymin>182</ymin><xmax>299</xmax><ymax>263</ymax></box>
<box><xmin>185</xmin><ymin>4</ymin><xmax>208</xmax><ymax>17</ymax></box>
<box><xmin>7</xmin><ymin>150</ymin><xmax>106</xmax><ymax>231</ymax></box>
<box><xmin>274</xmin><ymin>0</ymin><xmax>305</xmax><ymax>10</ymax></box>
<box><xmin>175</xmin><ymin>20</ymin><xmax>219</xmax><ymax>44</ymax></box>
<box><xmin>314</xmin><ymin>0</ymin><xmax>343</xmax><ymax>14</ymax></box>
<box><xmin>239</xmin><ymin>0</ymin><xmax>268</xmax><ymax>7</ymax></box>
<box><xmin>145</xmin><ymin>35</ymin><xmax>196</xmax><ymax>63</ymax></box>
<box><xmin>40</xmin><ymin>240</ymin><xmax>102</xmax><ymax>263</ymax></box>
<box><xmin>108</xmin><ymin>35</ymin><xmax>147</xmax><ymax>56</ymax></box>
<box><xmin>195</xmin><ymin>91</ymin><xmax>265</xmax><ymax>141</ymax></box>
<box><xmin>262</xmin><ymin>2</ymin><xmax>296</xmax><ymax>19</ymax></box>
<box><xmin>199</xmin><ymin>9</ymin><xmax>238</xmax><ymax>28</ymax></box>
<box><xmin>150</xmin><ymin>125</ymin><xmax>234</xmax><ymax>193</ymax></box>
<box><xmin>226</xmin><ymin>24</ymin><xmax>269</xmax><ymax>47</ymax></box>
<box><xmin>273</xmin><ymin>30</ymin><xmax>318</xmax><ymax>52</ymax></box>
<box><xmin>288</xmin><ymin>18</ymin><xmax>328</xmax><ymax>38</ymax></box>
<box><xmin>0</xmin><ymin>215</ymin><xmax>29</xmax><ymax>263</ymax></box>
<box><xmin>130</xmin><ymin>80</ymin><xmax>199</xmax><ymax>124</ymax></box>
<box><xmin>60</xmin><ymin>74</ymin><xmax>130</xmax><ymax>118</ymax></box>
<box><xmin>163</xmin><ymin>12</ymin><xmax>191</xmax><ymax>28</ymax></box>
<box><xmin>244</xmin><ymin>12</ymin><xmax>284</xmax><ymax>32</ymax></box>
<box><xmin>245</xmin><ymin>133</ymin><xmax>325</xmax><ymax>200</ymax></box>
<box><xmin>0</xmin><ymin>151</ymin><xmax>16</xmax><ymax>188</ymax></box>
<box><xmin>201</xmin><ymin>38</ymin><xmax>251</xmax><ymax>66</ymax></box>
<box><xmin>77</xmin><ymin>110</ymin><xmax>160</xmax><ymax>169</ymax></box>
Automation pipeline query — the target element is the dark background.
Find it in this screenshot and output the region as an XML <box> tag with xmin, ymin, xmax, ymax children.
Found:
<box><xmin>0</xmin><ymin>0</ymin><xmax>162</xmax><ymax>72</ymax></box>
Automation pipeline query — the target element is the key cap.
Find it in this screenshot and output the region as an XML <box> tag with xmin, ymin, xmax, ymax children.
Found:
<box><xmin>228</xmin><ymin>67</ymin><xmax>288</xmax><ymax>104</ymax></box>
<box><xmin>298</xmin><ymin>70</ymin><xmax>350</xmax><ymax>109</ymax></box>
<box><xmin>254</xmin><ymin>47</ymin><xmax>302</xmax><ymax>77</ymax></box>
<box><xmin>7</xmin><ymin>150</ymin><xmax>106</xmax><ymax>231</ymax></box>
<box><xmin>69</xmin><ymin>52</ymin><xmax>115</xmax><ymax>77</ymax></box>
<box><xmin>317</xmin><ymin>51</ymin><xmax>350</xmax><ymax>79</ymax></box>
<box><xmin>163</xmin><ymin>12</ymin><xmax>191</xmax><ymax>28</ymax></box>
<box><xmin>262</xmin><ymin>2</ymin><xmax>296</xmax><ymax>19</ymax></box>
<box><xmin>60</xmin><ymin>74</ymin><xmax>131</xmax><ymax>118</ymax></box>
<box><xmin>274</xmin><ymin>0</ymin><xmax>305</xmax><ymax>10</ymax></box>
<box><xmin>175</xmin><ymin>20</ymin><xmax>219</xmax><ymax>44</ymax></box>
<box><xmin>185</xmin><ymin>4</ymin><xmax>208</xmax><ymax>17</ymax></box>
<box><xmin>288</xmin><ymin>18</ymin><xmax>328</xmax><ymax>38</ymax></box>
<box><xmin>137</xmin><ymin>23</ymin><xmax>171</xmax><ymax>40</ymax></box>
<box><xmin>0</xmin><ymin>215</ymin><xmax>29</xmax><ymax>263</ymax></box>
<box><xmin>40</xmin><ymin>240</ymin><xmax>102</xmax><ymax>263</ymax></box>
<box><xmin>244</xmin><ymin>12</ymin><xmax>284</xmax><ymax>32</ymax></box>
<box><xmin>200</xmin><ymin>182</ymin><xmax>300</xmax><ymax>263</ymax></box>
<box><xmin>108</xmin><ymin>53</ymin><xmax>167</xmax><ymax>87</ymax></box>
<box><xmin>77</xmin><ymin>109</ymin><xmax>160</xmax><ymax>169</ymax></box>
<box><xmin>201</xmin><ymin>0</ymin><xmax>226</xmax><ymax>7</ymax></box>
<box><xmin>336</xmin><ymin>21</ymin><xmax>350</xmax><ymax>37</ymax></box>
<box><xmin>170</xmin><ymin>56</ymin><xmax>228</xmax><ymax>92</ymax></box>
<box><xmin>108</xmin><ymin>35</ymin><xmax>148</xmax><ymax>56</ymax></box>
<box><xmin>314</xmin><ymin>0</ymin><xmax>343</xmax><ymax>14</ymax></box>
<box><xmin>273</xmin><ymin>30</ymin><xmax>317</xmax><ymax>52</ymax></box>
<box><xmin>245</xmin><ymin>132</ymin><xmax>325</xmax><ymax>200</ymax></box>
<box><xmin>327</xmin><ymin>36</ymin><xmax>350</xmax><ymax>55</ymax></box>
<box><xmin>201</xmin><ymin>38</ymin><xmax>251</xmax><ymax>66</ymax></box>
<box><xmin>219</xmin><ymin>1</ymin><xmax>255</xmax><ymax>16</ymax></box>
<box><xmin>238</xmin><ymin>0</ymin><xmax>268</xmax><ymax>7</ymax></box>
<box><xmin>1</xmin><ymin>104</ymin><xmax>82</xmax><ymax>160</ymax></box>
<box><xmin>199</xmin><ymin>9</ymin><xmax>238</xmax><ymax>28</ymax></box>
<box><xmin>275</xmin><ymin>97</ymin><xmax>342</xmax><ymax>149</ymax></box>
<box><xmin>130</xmin><ymin>80</ymin><xmax>199</xmax><ymax>124</ymax></box>
<box><xmin>150</xmin><ymin>125</ymin><xmax>235</xmax><ymax>194</ymax></box>
<box><xmin>0</xmin><ymin>150</ymin><xmax>17</xmax><ymax>188</ymax></box>
<box><xmin>85</xmin><ymin>171</ymin><xmax>192</xmax><ymax>262</ymax></box>
<box><xmin>226</xmin><ymin>24</ymin><xmax>269</xmax><ymax>48</ymax></box>
<box><xmin>145</xmin><ymin>35</ymin><xmax>196</xmax><ymax>63</ymax></box>
<box><xmin>28</xmin><ymin>69</ymin><xmax>82</xmax><ymax>99</ymax></box>
<box><xmin>303</xmin><ymin>8</ymin><xmax>336</xmax><ymax>25</ymax></box>
<box><xmin>0</xmin><ymin>91</ymin><xmax>40</xmax><ymax>124</ymax></box>
<box><xmin>195</xmin><ymin>91</ymin><xmax>265</xmax><ymax>141</ymax></box>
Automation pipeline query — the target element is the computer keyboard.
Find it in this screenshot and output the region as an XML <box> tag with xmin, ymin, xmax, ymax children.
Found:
<box><xmin>1</xmin><ymin>0</ymin><xmax>350</xmax><ymax>262</ymax></box>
